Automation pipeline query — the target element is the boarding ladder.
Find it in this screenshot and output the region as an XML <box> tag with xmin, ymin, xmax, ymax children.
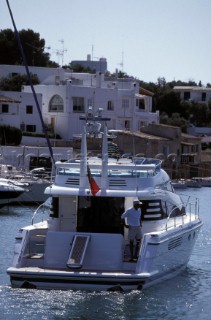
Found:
<box><xmin>67</xmin><ymin>235</ymin><xmax>90</xmax><ymax>269</ymax></box>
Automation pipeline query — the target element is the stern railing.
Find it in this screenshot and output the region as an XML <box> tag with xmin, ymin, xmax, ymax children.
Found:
<box><xmin>164</xmin><ymin>194</ymin><xmax>199</xmax><ymax>231</ymax></box>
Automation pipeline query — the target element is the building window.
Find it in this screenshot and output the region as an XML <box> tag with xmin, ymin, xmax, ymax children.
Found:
<box><xmin>20</xmin><ymin>122</ymin><xmax>25</xmax><ymax>132</ymax></box>
<box><xmin>2</xmin><ymin>104</ymin><xmax>9</xmax><ymax>113</ymax></box>
<box><xmin>87</xmin><ymin>99</ymin><xmax>93</xmax><ymax>108</ymax></box>
<box><xmin>191</xmin><ymin>145</ymin><xmax>198</xmax><ymax>153</ymax></box>
<box><xmin>49</xmin><ymin>95</ymin><xmax>64</xmax><ymax>112</ymax></box>
<box><xmin>107</xmin><ymin>100</ymin><xmax>114</xmax><ymax>111</ymax></box>
<box><xmin>202</xmin><ymin>92</ymin><xmax>206</xmax><ymax>101</ymax></box>
<box><xmin>26</xmin><ymin>125</ymin><xmax>36</xmax><ymax>132</ymax></box>
<box><xmin>181</xmin><ymin>155</ymin><xmax>194</xmax><ymax>164</ymax></box>
<box><xmin>125</xmin><ymin>120</ymin><xmax>130</xmax><ymax>130</ymax></box>
<box><xmin>136</xmin><ymin>99</ymin><xmax>145</xmax><ymax>110</ymax></box>
<box><xmin>11</xmin><ymin>72</ymin><xmax>18</xmax><ymax>77</ymax></box>
<box><xmin>73</xmin><ymin>97</ymin><xmax>84</xmax><ymax>112</ymax></box>
<box><xmin>122</xmin><ymin>99</ymin><xmax>129</xmax><ymax>109</ymax></box>
<box><xmin>184</xmin><ymin>91</ymin><xmax>190</xmax><ymax>100</ymax></box>
<box><xmin>139</xmin><ymin>121</ymin><xmax>147</xmax><ymax>130</ymax></box>
<box><xmin>26</xmin><ymin>105</ymin><xmax>33</xmax><ymax>114</ymax></box>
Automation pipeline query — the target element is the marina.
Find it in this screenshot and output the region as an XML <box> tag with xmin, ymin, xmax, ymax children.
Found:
<box><xmin>1</xmin><ymin>0</ymin><xmax>211</xmax><ymax>318</ymax></box>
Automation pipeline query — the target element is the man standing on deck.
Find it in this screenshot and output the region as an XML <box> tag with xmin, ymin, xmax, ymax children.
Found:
<box><xmin>121</xmin><ymin>199</ymin><xmax>143</xmax><ymax>261</ymax></box>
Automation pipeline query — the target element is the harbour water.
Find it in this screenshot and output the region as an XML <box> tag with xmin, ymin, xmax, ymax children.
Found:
<box><xmin>0</xmin><ymin>188</ymin><xmax>211</xmax><ymax>320</ymax></box>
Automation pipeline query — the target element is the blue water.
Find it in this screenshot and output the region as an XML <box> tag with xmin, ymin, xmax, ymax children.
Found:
<box><xmin>0</xmin><ymin>188</ymin><xmax>211</xmax><ymax>320</ymax></box>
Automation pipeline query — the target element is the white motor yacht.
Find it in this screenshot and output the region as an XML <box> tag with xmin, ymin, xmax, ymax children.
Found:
<box><xmin>7</xmin><ymin>113</ymin><xmax>203</xmax><ymax>291</ymax></box>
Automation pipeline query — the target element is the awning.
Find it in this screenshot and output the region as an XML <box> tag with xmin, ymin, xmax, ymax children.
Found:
<box><xmin>181</xmin><ymin>142</ymin><xmax>196</xmax><ymax>146</ymax></box>
<box><xmin>0</xmin><ymin>95</ymin><xmax>21</xmax><ymax>103</ymax></box>
<box><xmin>135</xmin><ymin>93</ymin><xmax>145</xmax><ymax>99</ymax></box>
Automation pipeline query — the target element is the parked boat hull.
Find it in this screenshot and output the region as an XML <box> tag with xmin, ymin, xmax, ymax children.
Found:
<box><xmin>6</xmin><ymin>262</ymin><xmax>191</xmax><ymax>291</ymax></box>
<box><xmin>12</xmin><ymin>181</ymin><xmax>50</xmax><ymax>204</ymax></box>
<box><xmin>7</xmin><ymin>220</ymin><xmax>202</xmax><ymax>291</ymax></box>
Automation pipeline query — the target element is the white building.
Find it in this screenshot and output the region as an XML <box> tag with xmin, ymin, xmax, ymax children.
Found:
<box><xmin>71</xmin><ymin>55</ymin><xmax>107</xmax><ymax>73</ymax></box>
<box><xmin>0</xmin><ymin>64</ymin><xmax>159</xmax><ymax>140</ymax></box>
<box><xmin>173</xmin><ymin>86</ymin><xmax>211</xmax><ymax>104</ymax></box>
<box><xmin>0</xmin><ymin>91</ymin><xmax>43</xmax><ymax>133</ymax></box>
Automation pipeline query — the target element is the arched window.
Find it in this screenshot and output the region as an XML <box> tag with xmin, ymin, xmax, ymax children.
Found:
<box><xmin>49</xmin><ymin>95</ymin><xmax>64</xmax><ymax>112</ymax></box>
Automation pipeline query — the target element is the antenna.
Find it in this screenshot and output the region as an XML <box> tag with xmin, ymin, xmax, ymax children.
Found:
<box><xmin>118</xmin><ymin>51</ymin><xmax>124</xmax><ymax>72</ymax></box>
<box><xmin>59</xmin><ymin>39</ymin><xmax>67</xmax><ymax>66</ymax></box>
<box><xmin>53</xmin><ymin>39</ymin><xmax>67</xmax><ymax>66</ymax></box>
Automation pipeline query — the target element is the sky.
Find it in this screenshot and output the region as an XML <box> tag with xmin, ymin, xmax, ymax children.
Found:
<box><xmin>1</xmin><ymin>0</ymin><xmax>211</xmax><ymax>85</ymax></box>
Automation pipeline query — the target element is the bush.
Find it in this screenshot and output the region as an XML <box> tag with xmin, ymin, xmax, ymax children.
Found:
<box><xmin>22</xmin><ymin>131</ymin><xmax>61</xmax><ymax>139</ymax></box>
<box><xmin>0</xmin><ymin>125</ymin><xmax>22</xmax><ymax>145</ymax></box>
<box><xmin>0</xmin><ymin>74</ymin><xmax>39</xmax><ymax>91</ymax></box>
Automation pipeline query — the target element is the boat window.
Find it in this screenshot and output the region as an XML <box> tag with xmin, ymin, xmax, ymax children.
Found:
<box><xmin>107</xmin><ymin>169</ymin><xmax>155</xmax><ymax>177</ymax></box>
<box><xmin>57</xmin><ymin>168</ymin><xmax>101</xmax><ymax>176</ymax></box>
<box><xmin>57</xmin><ymin>168</ymin><xmax>80</xmax><ymax>176</ymax></box>
<box><xmin>50</xmin><ymin>197</ymin><xmax>59</xmax><ymax>218</ymax></box>
<box><xmin>141</xmin><ymin>200</ymin><xmax>167</xmax><ymax>220</ymax></box>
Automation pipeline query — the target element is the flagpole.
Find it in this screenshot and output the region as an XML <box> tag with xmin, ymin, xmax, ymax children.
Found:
<box><xmin>79</xmin><ymin>125</ymin><xmax>88</xmax><ymax>189</ymax></box>
<box><xmin>101</xmin><ymin>125</ymin><xmax>108</xmax><ymax>190</ymax></box>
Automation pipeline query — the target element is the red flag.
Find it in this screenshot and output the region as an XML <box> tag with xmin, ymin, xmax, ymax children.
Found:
<box><xmin>87</xmin><ymin>165</ymin><xmax>100</xmax><ymax>196</ymax></box>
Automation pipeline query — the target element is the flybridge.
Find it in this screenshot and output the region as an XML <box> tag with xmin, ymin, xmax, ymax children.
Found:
<box><xmin>52</xmin><ymin>124</ymin><xmax>161</xmax><ymax>195</ymax></box>
<box><xmin>53</xmin><ymin>107</ymin><xmax>162</xmax><ymax>194</ymax></box>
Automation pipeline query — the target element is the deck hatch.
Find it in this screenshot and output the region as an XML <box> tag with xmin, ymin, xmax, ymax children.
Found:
<box><xmin>67</xmin><ymin>235</ymin><xmax>90</xmax><ymax>268</ymax></box>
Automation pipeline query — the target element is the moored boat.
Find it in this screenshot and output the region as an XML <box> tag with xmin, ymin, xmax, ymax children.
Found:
<box><xmin>172</xmin><ymin>179</ymin><xmax>187</xmax><ymax>189</ymax></box>
<box><xmin>192</xmin><ymin>177</ymin><xmax>211</xmax><ymax>187</ymax></box>
<box><xmin>0</xmin><ymin>178</ymin><xmax>26</xmax><ymax>208</ymax></box>
<box><xmin>7</xmin><ymin>111</ymin><xmax>203</xmax><ymax>291</ymax></box>
<box><xmin>186</xmin><ymin>179</ymin><xmax>202</xmax><ymax>188</ymax></box>
<box><xmin>0</xmin><ymin>165</ymin><xmax>51</xmax><ymax>204</ymax></box>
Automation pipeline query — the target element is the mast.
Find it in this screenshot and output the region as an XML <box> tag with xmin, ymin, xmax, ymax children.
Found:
<box><xmin>79</xmin><ymin>107</ymin><xmax>110</xmax><ymax>193</ymax></box>
<box><xmin>79</xmin><ymin>126</ymin><xmax>88</xmax><ymax>189</ymax></box>
<box><xmin>101</xmin><ymin>125</ymin><xmax>108</xmax><ymax>190</ymax></box>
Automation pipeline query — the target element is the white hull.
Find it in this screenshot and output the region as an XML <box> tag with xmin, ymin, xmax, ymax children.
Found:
<box><xmin>7</xmin><ymin>219</ymin><xmax>202</xmax><ymax>291</ymax></box>
<box><xmin>8</xmin><ymin>265</ymin><xmax>187</xmax><ymax>291</ymax></box>
<box><xmin>0</xmin><ymin>179</ymin><xmax>25</xmax><ymax>208</ymax></box>
<box><xmin>7</xmin><ymin>261</ymin><xmax>200</xmax><ymax>292</ymax></box>
<box><xmin>12</xmin><ymin>181</ymin><xmax>50</xmax><ymax>204</ymax></box>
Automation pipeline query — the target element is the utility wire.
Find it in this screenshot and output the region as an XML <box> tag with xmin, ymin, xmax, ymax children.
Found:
<box><xmin>6</xmin><ymin>0</ymin><xmax>55</xmax><ymax>167</ymax></box>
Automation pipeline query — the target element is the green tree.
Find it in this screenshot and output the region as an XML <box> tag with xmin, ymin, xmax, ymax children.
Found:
<box><xmin>156</xmin><ymin>91</ymin><xmax>181</xmax><ymax>115</ymax></box>
<box><xmin>0</xmin><ymin>28</ymin><xmax>57</xmax><ymax>67</ymax></box>
<box><xmin>160</xmin><ymin>113</ymin><xmax>188</xmax><ymax>132</ymax></box>
<box><xmin>0</xmin><ymin>29</ymin><xmax>19</xmax><ymax>64</ymax></box>
<box><xmin>68</xmin><ymin>63</ymin><xmax>93</xmax><ymax>73</ymax></box>
<box><xmin>189</xmin><ymin>102</ymin><xmax>211</xmax><ymax>126</ymax></box>
<box><xmin>0</xmin><ymin>74</ymin><xmax>39</xmax><ymax>91</ymax></box>
<box><xmin>0</xmin><ymin>125</ymin><xmax>22</xmax><ymax>145</ymax></box>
